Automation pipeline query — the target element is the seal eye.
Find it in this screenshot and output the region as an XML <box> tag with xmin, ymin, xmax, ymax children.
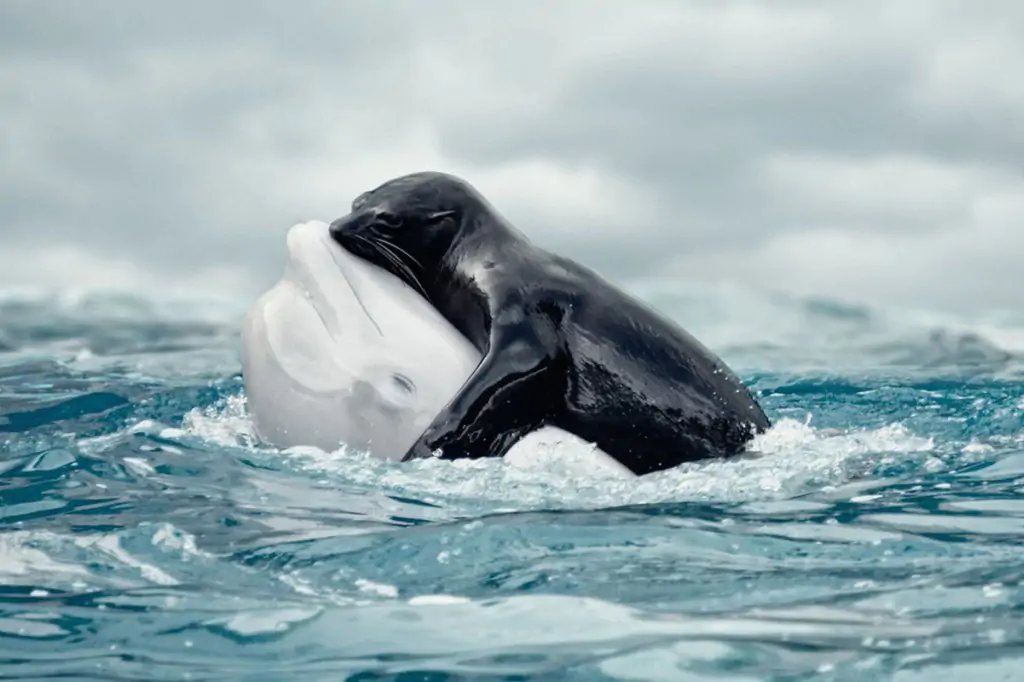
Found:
<box><xmin>374</xmin><ymin>211</ymin><xmax>403</xmax><ymax>231</ymax></box>
<box><xmin>428</xmin><ymin>210</ymin><xmax>456</xmax><ymax>224</ymax></box>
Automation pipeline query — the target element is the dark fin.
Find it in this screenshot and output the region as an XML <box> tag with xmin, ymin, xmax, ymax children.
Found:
<box><xmin>402</xmin><ymin>319</ymin><xmax>560</xmax><ymax>461</ymax></box>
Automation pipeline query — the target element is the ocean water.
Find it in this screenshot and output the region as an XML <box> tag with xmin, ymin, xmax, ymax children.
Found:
<box><xmin>1</xmin><ymin>284</ymin><xmax>1023</xmax><ymax>681</ymax></box>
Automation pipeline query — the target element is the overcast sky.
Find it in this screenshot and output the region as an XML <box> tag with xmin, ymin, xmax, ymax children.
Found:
<box><xmin>2</xmin><ymin>1</ymin><xmax>1023</xmax><ymax>313</ymax></box>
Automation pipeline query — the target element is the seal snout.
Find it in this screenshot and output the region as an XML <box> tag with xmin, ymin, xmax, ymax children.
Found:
<box><xmin>328</xmin><ymin>215</ymin><xmax>351</xmax><ymax>241</ymax></box>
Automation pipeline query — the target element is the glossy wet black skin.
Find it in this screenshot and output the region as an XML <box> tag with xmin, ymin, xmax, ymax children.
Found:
<box><xmin>329</xmin><ymin>172</ymin><xmax>771</xmax><ymax>476</ymax></box>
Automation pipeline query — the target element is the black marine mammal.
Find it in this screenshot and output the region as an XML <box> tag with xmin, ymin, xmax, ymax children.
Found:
<box><xmin>329</xmin><ymin>171</ymin><xmax>771</xmax><ymax>475</ymax></box>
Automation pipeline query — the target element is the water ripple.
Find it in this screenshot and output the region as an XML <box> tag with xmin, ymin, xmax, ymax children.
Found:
<box><xmin>1</xmin><ymin>291</ymin><xmax>1023</xmax><ymax>680</ymax></box>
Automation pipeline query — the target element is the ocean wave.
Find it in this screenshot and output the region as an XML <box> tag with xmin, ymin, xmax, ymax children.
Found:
<box><xmin>3</xmin><ymin>285</ymin><xmax>1022</xmax><ymax>377</ymax></box>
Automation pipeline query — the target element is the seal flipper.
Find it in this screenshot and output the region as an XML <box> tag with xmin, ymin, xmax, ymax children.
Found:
<box><xmin>402</xmin><ymin>319</ymin><xmax>561</xmax><ymax>462</ymax></box>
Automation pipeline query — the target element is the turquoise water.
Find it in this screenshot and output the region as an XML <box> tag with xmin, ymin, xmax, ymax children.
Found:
<box><xmin>1</xmin><ymin>286</ymin><xmax>1023</xmax><ymax>681</ymax></box>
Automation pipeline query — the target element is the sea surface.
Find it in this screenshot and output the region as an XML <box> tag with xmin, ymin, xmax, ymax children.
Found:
<box><xmin>1</xmin><ymin>284</ymin><xmax>1023</xmax><ymax>681</ymax></box>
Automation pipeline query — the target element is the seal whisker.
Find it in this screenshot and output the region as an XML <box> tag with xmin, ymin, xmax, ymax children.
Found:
<box><xmin>378</xmin><ymin>245</ymin><xmax>416</xmax><ymax>287</ymax></box>
<box><xmin>379</xmin><ymin>240</ymin><xmax>426</xmax><ymax>274</ymax></box>
<box><xmin>369</xmin><ymin>238</ymin><xmax>430</xmax><ymax>300</ymax></box>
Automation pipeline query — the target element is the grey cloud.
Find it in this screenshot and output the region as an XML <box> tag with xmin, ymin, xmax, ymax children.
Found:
<box><xmin>458</xmin><ymin>3</ymin><xmax>1024</xmax><ymax>306</ymax></box>
<box><xmin>1</xmin><ymin>1</ymin><xmax>421</xmax><ymax>283</ymax></box>
<box><xmin>1</xmin><ymin>1</ymin><xmax>1023</xmax><ymax>313</ymax></box>
<box><xmin>434</xmin><ymin>2</ymin><xmax>1023</xmax><ymax>240</ymax></box>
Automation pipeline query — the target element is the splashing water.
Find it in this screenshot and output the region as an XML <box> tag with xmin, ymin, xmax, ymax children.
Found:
<box><xmin>1</xmin><ymin>286</ymin><xmax>1023</xmax><ymax>680</ymax></box>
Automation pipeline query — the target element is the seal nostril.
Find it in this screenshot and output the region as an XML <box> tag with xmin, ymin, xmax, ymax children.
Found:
<box><xmin>328</xmin><ymin>219</ymin><xmax>345</xmax><ymax>239</ymax></box>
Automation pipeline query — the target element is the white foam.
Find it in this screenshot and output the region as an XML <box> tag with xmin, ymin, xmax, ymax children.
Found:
<box><xmin>0</xmin><ymin>526</ymin><xmax>209</xmax><ymax>593</ymax></box>
<box><xmin>209</xmin><ymin>608</ymin><xmax>324</xmax><ymax>638</ymax></box>
<box><xmin>0</xmin><ymin>532</ymin><xmax>94</xmax><ymax>582</ymax></box>
<box><xmin>180</xmin><ymin>394</ymin><xmax>258</xmax><ymax>448</ymax></box>
<box><xmin>175</xmin><ymin>394</ymin><xmax>938</xmax><ymax>511</ymax></box>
